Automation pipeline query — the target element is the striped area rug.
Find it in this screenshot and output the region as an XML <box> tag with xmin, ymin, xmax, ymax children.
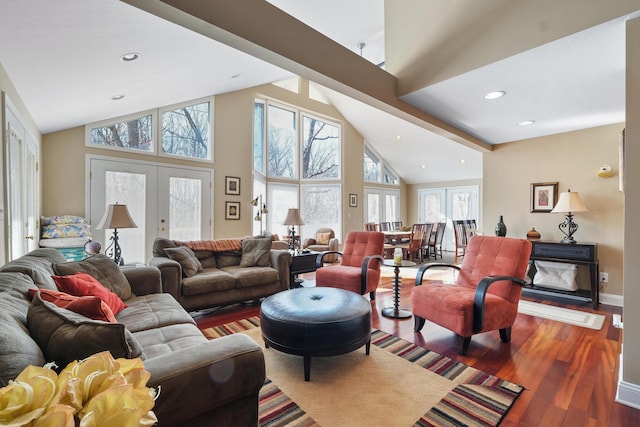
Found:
<box><xmin>202</xmin><ymin>318</ymin><xmax>523</xmax><ymax>426</ymax></box>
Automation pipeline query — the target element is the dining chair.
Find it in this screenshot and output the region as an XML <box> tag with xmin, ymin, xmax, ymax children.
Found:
<box><xmin>427</xmin><ymin>222</ymin><xmax>447</xmax><ymax>260</ymax></box>
<box><xmin>452</xmin><ymin>220</ymin><xmax>468</xmax><ymax>264</ymax></box>
<box><xmin>391</xmin><ymin>221</ymin><xmax>402</xmax><ymax>230</ymax></box>
<box><xmin>364</xmin><ymin>223</ymin><xmax>381</xmax><ymax>232</ymax></box>
<box><xmin>397</xmin><ymin>223</ymin><xmax>432</xmax><ymax>263</ymax></box>
<box><xmin>412</xmin><ymin>235</ymin><xmax>532</xmax><ymax>355</ymax></box>
<box><xmin>379</xmin><ymin>222</ymin><xmax>391</xmax><ymax>231</ymax></box>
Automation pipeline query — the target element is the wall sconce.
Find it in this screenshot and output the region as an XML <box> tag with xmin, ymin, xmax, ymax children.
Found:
<box><xmin>251</xmin><ymin>195</ymin><xmax>268</xmax><ymax>234</ymax></box>
<box><xmin>550</xmin><ymin>189</ymin><xmax>589</xmax><ymax>244</ymax></box>
<box><xmin>96</xmin><ymin>203</ymin><xmax>138</xmax><ymax>265</ymax></box>
<box><xmin>597</xmin><ymin>164</ymin><xmax>613</xmax><ymax>178</ymax></box>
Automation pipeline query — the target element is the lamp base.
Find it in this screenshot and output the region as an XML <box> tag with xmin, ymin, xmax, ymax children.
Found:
<box><xmin>560</xmin><ymin>236</ymin><xmax>577</xmax><ymax>244</ymax></box>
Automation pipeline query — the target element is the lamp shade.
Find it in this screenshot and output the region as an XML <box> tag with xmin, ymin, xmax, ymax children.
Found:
<box><xmin>551</xmin><ymin>190</ymin><xmax>589</xmax><ymax>214</ymax></box>
<box><xmin>283</xmin><ymin>208</ymin><xmax>305</xmax><ymax>226</ymax></box>
<box><xmin>96</xmin><ymin>204</ymin><xmax>138</xmax><ymax>229</ymax></box>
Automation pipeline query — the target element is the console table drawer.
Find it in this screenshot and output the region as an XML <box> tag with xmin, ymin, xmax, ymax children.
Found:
<box><xmin>532</xmin><ymin>242</ymin><xmax>596</xmax><ymax>262</ymax></box>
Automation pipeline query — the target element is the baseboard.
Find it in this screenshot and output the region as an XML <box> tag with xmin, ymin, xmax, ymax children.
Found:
<box><xmin>616</xmin><ymin>351</ymin><xmax>640</xmax><ymax>409</ymax></box>
<box><xmin>600</xmin><ymin>292</ymin><xmax>623</xmax><ymax>307</ymax></box>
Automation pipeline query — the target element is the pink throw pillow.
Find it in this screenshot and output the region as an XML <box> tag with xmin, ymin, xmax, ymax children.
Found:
<box><xmin>52</xmin><ymin>272</ymin><xmax>127</xmax><ymax>315</ymax></box>
<box><xmin>28</xmin><ymin>288</ymin><xmax>117</xmax><ymax>323</ymax></box>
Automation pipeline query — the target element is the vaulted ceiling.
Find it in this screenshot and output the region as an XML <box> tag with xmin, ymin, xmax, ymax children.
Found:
<box><xmin>0</xmin><ymin>0</ymin><xmax>636</xmax><ymax>183</ymax></box>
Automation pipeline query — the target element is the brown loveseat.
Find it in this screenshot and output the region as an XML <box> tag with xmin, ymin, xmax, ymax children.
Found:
<box><xmin>0</xmin><ymin>248</ymin><xmax>265</xmax><ymax>427</ymax></box>
<box><xmin>149</xmin><ymin>237</ymin><xmax>291</xmax><ymax>311</ymax></box>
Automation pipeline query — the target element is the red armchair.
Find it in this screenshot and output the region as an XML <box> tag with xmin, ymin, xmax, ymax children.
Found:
<box><xmin>412</xmin><ymin>235</ymin><xmax>532</xmax><ymax>355</ymax></box>
<box><xmin>314</xmin><ymin>231</ymin><xmax>385</xmax><ymax>300</ymax></box>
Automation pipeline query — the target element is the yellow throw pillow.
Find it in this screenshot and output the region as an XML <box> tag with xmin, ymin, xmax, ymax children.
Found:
<box><xmin>316</xmin><ymin>232</ymin><xmax>332</xmax><ymax>245</ymax></box>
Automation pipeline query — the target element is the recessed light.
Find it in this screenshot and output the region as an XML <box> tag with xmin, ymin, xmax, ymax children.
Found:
<box><xmin>120</xmin><ymin>52</ymin><xmax>140</xmax><ymax>62</ymax></box>
<box><xmin>396</xmin><ymin>135</ymin><xmax>401</xmax><ymax>140</ymax></box>
<box><xmin>518</xmin><ymin>120</ymin><xmax>535</xmax><ymax>126</ymax></box>
<box><xmin>460</xmin><ymin>159</ymin><xmax>466</xmax><ymax>164</ymax></box>
<box><xmin>420</xmin><ymin>164</ymin><xmax>426</xmax><ymax>169</ymax></box>
<box><xmin>484</xmin><ymin>91</ymin><xmax>506</xmax><ymax>100</ymax></box>
<box><xmin>111</xmin><ymin>94</ymin><xmax>125</xmax><ymax>100</ymax></box>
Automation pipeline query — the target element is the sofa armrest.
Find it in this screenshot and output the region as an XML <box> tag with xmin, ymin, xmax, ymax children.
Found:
<box><xmin>145</xmin><ymin>334</ymin><xmax>265</xmax><ymax>426</ymax></box>
<box><xmin>149</xmin><ymin>256</ymin><xmax>182</xmax><ymax>300</ymax></box>
<box><xmin>122</xmin><ymin>266</ymin><xmax>162</xmax><ymax>296</ymax></box>
<box><xmin>270</xmin><ymin>249</ymin><xmax>291</xmax><ymax>290</ymax></box>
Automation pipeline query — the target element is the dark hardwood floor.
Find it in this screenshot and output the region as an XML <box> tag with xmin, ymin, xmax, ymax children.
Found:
<box><xmin>193</xmin><ymin>260</ymin><xmax>639</xmax><ymax>427</ymax></box>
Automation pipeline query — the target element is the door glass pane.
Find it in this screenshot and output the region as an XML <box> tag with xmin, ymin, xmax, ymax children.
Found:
<box><xmin>384</xmin><ymin>192</ymin><xmax>397</xmax><ymax>222</ymax></box>
<box><xmin>423</xmin><ymin>193</ymin><xmax>444</xmax><ymax>223</ymax></box>
<box><xmin>169</xmin><ymin>177</ymin><xmax>201</xmax><ymax>241</ymax></box>
<box><xmin>104</xmin><ymin>171</ymin><xmax>146</xmax><ymax>264</ymax></box>
<box><xmin>451</xmin><ymin>190</ymin><xmax>472</xmax><ymax>220</ymax></box>
<box><xmin>367</xmin><ymin>193</ymin><xmax>380</xmax><ymax>223</ymax></box>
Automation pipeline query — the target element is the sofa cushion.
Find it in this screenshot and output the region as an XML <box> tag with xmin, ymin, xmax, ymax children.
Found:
<box><xmin>0</xmin><ymin>272</ymin><xmax>47</xmax><ymax>385</ymax></box>
<box><xmin>181</xmin><ymin>268</ymin><xmax>237</xmax><ymax>296</ymax></box>
<box><xmin>115</xmin><ymin>293</ymin><xmax>196</xmax><ymax>333</ymax></box>
<box><xmin>53</xmin><ymin>254</ymin><xmax>133</xmax><ymax>300</ymax></box>
<box><xmin>0</xmin><ymin>248</ymin><xmax>67</xmax><ymax>290</ymax></box>
<box><xmin>164</xmin><ymin>246</ymin><xmax>203</xmax><ymax>277</ymax></box>
<box><xmin>131</xmin><ymin>323</ymin><xmax>207</xmax><ymax>359</ymax></box>
<box><xmin>52</xmin><ymin>272</ymin><xmax>127</xmax><ymax>315</ymax></box>
<box><xmin>194</xmin><ymin>250</ymin><xmax>217</xmax><ymax>269</ymax></box>
<box><xmin>215</xmin><ymin>250</ymin><xmax>242</xmax><ymax>268</ymax></box>
<box><xmin>27</xmin><ymin>293</ymin><xmax>144</xmax><ymax>367</ymax></box>
<box><xmin>28</xmin><ymin>288</ymin><xmax>116</xmax><ymax>322</ymax></box>
<box><xmin>239</xmin><ymin>238</ymin><xmax>272</xmax><ymax>267</ymax></box>
<box><xmin>222</xmin><ymin>266</ymin><xmax>280</xmax><ymax>289</ymax></box>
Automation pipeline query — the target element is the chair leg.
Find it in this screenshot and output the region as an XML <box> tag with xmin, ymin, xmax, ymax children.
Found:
<box><xmin>369</xmin><ymin>291</ymin><xmax>376</xmax><ymax>301</ymax></box>
<box><xmin>414</xmin><ymin>315</ymin><xmax>426</xmax><ymax>332</ymax></box>
<box><xmin>456</xmin><ymin>335</ymin><xmax>471</xmax><ymax>355</ymax></box>
<box><xmin>499</xmin><ymin>327</ymin><xmax>512</xmax><ymax>343</ymax></box>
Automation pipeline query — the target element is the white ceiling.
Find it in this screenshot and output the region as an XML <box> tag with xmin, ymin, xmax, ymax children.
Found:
<box><xmin>0</xmin><ymin>0</ymin><xmax>631</xmax><ymax>184</ymax></box>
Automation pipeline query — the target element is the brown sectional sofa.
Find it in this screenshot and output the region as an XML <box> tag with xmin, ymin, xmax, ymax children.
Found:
<box><xmin>149</xmin><ymin>237</ymin><xmax>291</xmax><ymax>311</ymax></box>
<box><xmin>0</xmin><ymin>248</ymin><xmax>265</xmax><ymax>427</ymax></box>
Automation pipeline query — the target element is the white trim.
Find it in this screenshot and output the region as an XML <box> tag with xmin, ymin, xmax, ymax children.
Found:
<box><xmin>616</xmin><ymin>352</ymin><xmax>640</xmax><ymax>409</ymax></box>
<box><xmin>600</xmin><ymin>292</ymin><xmax>623</xmax><ymax>307</ymax></box>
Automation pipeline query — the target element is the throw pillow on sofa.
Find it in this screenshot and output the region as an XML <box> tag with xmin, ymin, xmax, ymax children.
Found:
<box><xmin>27</xmin><ymin>293</ymin><xmax>144</xmax><ymax>368</ymax></box>
<box><xmin>28</xmin><ymin>288</ymin><xmax>117</xmax><ymax>323</ymax></box>
<box><xmin>53</xmin><ymin>254</ymin><xmax>132</xmax><ymax>300</ymax></box>
<box><xmin>52</xmin><ymin>272</ymin><xmax>127</xmax><ymax>315</ymax></box>
<box><xmin>164</xmin><ymin>246</ymin><xmax>203</xmax><ymax>277</ymax></box>
<box><xmin>239</xmin><ymin>238</ymin><xmax>272</xmax><ymax>267</ymax></box>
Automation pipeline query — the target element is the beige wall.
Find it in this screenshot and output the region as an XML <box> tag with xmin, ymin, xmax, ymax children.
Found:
<box><xmin>483</xmin><ymin>124</ymin><xmax>624</xmax><ymax>297</ymax></box>
<box><xmin>41</xmin><ymin>79</ymin><xmax>405</xmax><ymax>243</ymax></box>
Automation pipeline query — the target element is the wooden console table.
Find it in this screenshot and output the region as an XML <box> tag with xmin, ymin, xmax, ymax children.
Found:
<box><xmin>526</xmin><ymin>240</ymin><xmax>599</xmax><ymax>309</ymax></box>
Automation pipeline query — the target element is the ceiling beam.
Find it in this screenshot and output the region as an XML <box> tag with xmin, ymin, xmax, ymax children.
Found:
<box><xmin>121</xmin><ymin>0</ymin><xmax>492</xmax><ymax>152</ymax></box>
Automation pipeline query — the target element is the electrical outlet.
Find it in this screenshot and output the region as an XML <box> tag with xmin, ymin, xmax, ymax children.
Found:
<box><xmin>599</xmin><ymin>272</ymin><xmax>609</xmax><ymax>283</ymax></box>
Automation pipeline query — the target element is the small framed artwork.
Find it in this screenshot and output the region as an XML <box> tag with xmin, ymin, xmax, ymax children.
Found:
<box><xmin>349</xmin><ymin>193</ymin><xmax>358</xmax><ymax>207</ymax></box>
<box><xmin>530</xmin><ymin>182</ymin><xmax>558</xmax><ymax>213</ymax></box>
<box><xmin>225</xmin><ymin>176</ymin><xmax>240</xmax><ymax>195</ymax></box>
<box><xmin>225</xmin><ymin>201</ymin><xmax>240</xmax><ymax>220</ymax></box>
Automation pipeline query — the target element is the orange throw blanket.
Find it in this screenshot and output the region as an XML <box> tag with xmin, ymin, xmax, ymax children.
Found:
<box><xmin>175</xmin><ymin>239</ymin><xmax>242</xmax><ymax>252</ymax></box>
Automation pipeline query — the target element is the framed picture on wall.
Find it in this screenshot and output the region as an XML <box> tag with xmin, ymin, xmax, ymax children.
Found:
<box><xmin>225</xmin><ymin>176</ymin><xmax>240</xmax><ymax>195</ymax></box>
<box><xmin>530</xmin><ymin>182</ymin><xmax>558</xmax><ymax>213</ymax></box>
<box><xmin>349</xmin><ymin>193</ymin><xmax>358</xmax><ymax>207</ymax></box>
<box><xmin>225</xmin><ymin>201</ymin><xmax>240</xmax><ymax>220</ymax></box>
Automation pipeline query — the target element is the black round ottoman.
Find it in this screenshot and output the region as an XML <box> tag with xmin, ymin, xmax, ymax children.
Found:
<box><xmin>260</xmin><ymin>287</ymin><xmax>372</xmax><ymax>381</ymax></box>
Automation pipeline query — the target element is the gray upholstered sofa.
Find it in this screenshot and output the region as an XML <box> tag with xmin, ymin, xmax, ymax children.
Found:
<box><xmin>149</xmin><ymin>237</ymin><xmax>291</xmax><ymax>311</ymax></box>
<box><xmin>0</xmin><ymin>248</ymin><xmax>265</xmax><ymax>427</ymax></box>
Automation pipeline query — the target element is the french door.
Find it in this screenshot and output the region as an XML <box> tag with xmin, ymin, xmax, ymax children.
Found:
<box><xmin>418</xmin><ymin>185</ymin><xmax>479</xmax><ymax>251</ymax></box>
<box><xmin>3</xmin><ymin>94</ymin><xmax>39</xmax><ymax>261</ymax></box>
<box><xmin>88</xmin><ymin>156</ymin><xmax>212</xmax><ymax>264</ymax></box>
<box><xmin>364</xmin><ymin>187</ymin><xmax>399</xmax><ymax>224</ymax></box>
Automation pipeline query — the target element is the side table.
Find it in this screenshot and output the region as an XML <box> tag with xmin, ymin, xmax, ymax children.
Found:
<box><xmin>289</xmin><ymin>251</ymin><xmax>320</xmax><ymax>288</ymax></box>
<box><xmin>381</xmin><ymin>259</ymin><xmax>416</xmax><ymax>319</ymax></box>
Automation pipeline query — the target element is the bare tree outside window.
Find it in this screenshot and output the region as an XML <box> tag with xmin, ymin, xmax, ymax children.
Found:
<box><xmin>90</xmin><ymin>115</ymin><xmax>153</xmax><ymax>152</ymax></box>
<box><xmin>162</xmin><ymin>101</ymin><xmax>211</xmax><ymax>160</ymax></box>
<box><xmin>302</xmin><ymin>116</ymin><xmax>340</xmax><ymax>179</ymax></box>
<box><xmin>364</xmin><ymin>148</ymin><xmax>380</xmax><ymax>182</ymax></box>
<box><xmin>267</xmin><ymin>104</ymin><xmax>296</xmax><ymax>178</ymax></box>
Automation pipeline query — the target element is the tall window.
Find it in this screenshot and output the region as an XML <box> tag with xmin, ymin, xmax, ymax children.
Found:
<box><xmin>254</xmin><ymin>99</ymin><xmax>343</xmax><ymax>240</ymax></box>
<box><xmin>267</xmin><ymin>104</ymin><xmax>297</xmax><ymax>178</ymax></box>
<box><xmin>302</xmin><ymin>115</ymin><xmax>340</xmax><ymax>179</ymax></box>
<box><xmin>364</xmin><ymin>147</ymin><xmax>380</xmax><ymax>182</ymax></box>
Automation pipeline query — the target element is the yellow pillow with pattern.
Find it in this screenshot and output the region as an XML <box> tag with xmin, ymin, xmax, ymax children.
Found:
<box><xmin>316</xmin><ymin>232</ymin><xmax>332</xmax><ymax>245</ymax></box>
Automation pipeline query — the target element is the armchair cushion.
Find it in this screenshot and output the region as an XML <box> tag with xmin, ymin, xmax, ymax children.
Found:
<box><xmin>316</xmin><ymin>232</ymin><xmax>332</xmax><ymax>245</ymax></box>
